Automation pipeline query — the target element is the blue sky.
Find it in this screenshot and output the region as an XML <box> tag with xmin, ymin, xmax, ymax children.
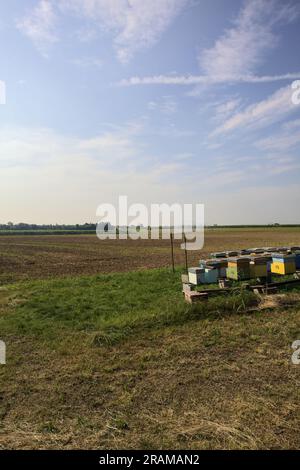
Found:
<box><xmin>0</xmin><ymin>0</ymin><xmax>300</xmax><ymax>224</ymax></box>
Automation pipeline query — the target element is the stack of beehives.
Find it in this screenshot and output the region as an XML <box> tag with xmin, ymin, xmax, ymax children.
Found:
<box><xmin>187</xmin><ymin>246</ymin><xmax>300</xmax><ymax>288</ymax></box>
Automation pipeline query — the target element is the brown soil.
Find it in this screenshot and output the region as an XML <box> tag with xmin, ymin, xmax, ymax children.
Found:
<box><xmin>1</xmin><ymin>228</ymin><xmax>300</xmax><ymax>283</ymax></box>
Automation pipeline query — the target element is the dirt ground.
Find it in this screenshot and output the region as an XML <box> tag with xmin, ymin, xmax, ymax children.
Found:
<box><xmin>1</xmin><ymin>228</ymin><xmax>300</xmax><ymax>283</ymax></box>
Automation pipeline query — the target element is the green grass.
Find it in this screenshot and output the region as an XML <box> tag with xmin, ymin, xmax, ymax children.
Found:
<box><xmin>0</xmin><ymin>268</ymin><xmax>258</xmax><ymax>345</ymax></box>
<box><xmin>1</xmin><ymin>268</ymin><xmax>300</xmax><ymax>449</ymax></box>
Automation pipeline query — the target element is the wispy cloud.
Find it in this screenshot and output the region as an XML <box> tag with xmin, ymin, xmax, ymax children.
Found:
<box><xmin>119</xmin><ymin>0</ymin><xmax>300</xmax><ymax>86</ymax></box>
<box><xmin>270</xmin><ymin>161</ymin><xmax>300</xmax><ymax>175</ymax></box>
<box><xmin>211</xmin><ymin>85</ymin><xmax>299</xmax><ymax>136</ymax></box>
<box><xmin>16</xmin><ymin>0</ymin><xmax>187</xmax><ymax>61</ymax></box>
<box><xmin>147</xmin><ymin>96</ymin><xmax>178</xmax><ymax>114</ymax></box>
<box><xmin>70</xmin><ymin>57</ymin><xmax>103</xmax><ymax>68</ymax></box>
<box><xmin>16</xmin><ymin>0</ymin><xmax>58</xmax><ymax>55</ymax></box>
<box><xmin>60</xmin><ymin>0</ymin><xmax>187</xmax><ymax>63</ymax></box>
<box><xmin>212</xmin><ymin>98</ymin><xmax>242</xmax><ymax>121</ymax></box>
<box><xmin>199</xmin><ymin>0</ymin><xmax>299</xmax><ymax>80</ymax></box>
<box><xmin>118</xmin><ymin>72</ymin><xmax>300</xmax><ymax>87</ymax></box>
<box><xmin>256</xmin><ymin>119</ymin><xmax>300</xmax><ymax>151</ymax></box>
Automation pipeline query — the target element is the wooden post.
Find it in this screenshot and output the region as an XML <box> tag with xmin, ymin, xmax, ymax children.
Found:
<box><xmin>170</xmin><ymin>232</ymin><xmax>175</xmax><ymax>273</ymax></box>
<box><xmin>184</xmin><ymin>234</ymin><xmax>188</xmax><ymax>273</ymax></box>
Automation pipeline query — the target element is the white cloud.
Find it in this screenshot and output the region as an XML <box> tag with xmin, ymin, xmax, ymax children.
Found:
<box><xmin>201</xmin><ymin>169</ymin><xmax>247</xmax><ymax>187</ymax></box>
<box><xmin>16</xmin><ymin>0</ymin><xmax>187</xmax><ymax>61</ymax></box>
<box><xmin>283</xmin><ymin>118</ymin><xmax>300</xmax><ymax>130</ymax></box>
<box><xmin>211</xmin><ymin>85</ymin><xmax>299</xmax><ymax>136</ymax></box>
<box><xmin>70</xmin><ymin>57</ymin><xmax>103</xmax><ymax>68</ymax></box>
<box><xmin>270</xmin><ymin>162</ymin><xmax>300</xmax><ymax>175</ymax></box>
<box><xmin>16</xmin><ymin>0</ymin><xmax>58</xmax><ymax>55</ymax></box>
<box><xmin>215</xmin><ymin>99</ymin><xmax>241</xmax><ymax>115</ymax></box>
<box><xmin>118</xmin><ymin>72</ymin><xmax>300</xmax><ymax>87</ymax></box>
<box><xmin>256</xmin><ymin>119</ymin><xmax>300</xmax><ymax>151</ymax></box>
<box><xmin>60</xmin><ymin>0</ymin><xmax>187</xmax><ymax>63</ymax></box>
<box><xmin>212</xmin><ymin>98</ymin><xmax>242</xmax><ymax>121</ymax></box>
<box><xmin>119</xmin><ymin>0</ymin><xmax>300</xmax><ymax>86</ymax></box>
<box><xmin>199</xmin><ymin>0</ymin><xmax>299</xmax><ymax>80</ymax></box>
<box><xmin>147</xmin><ymin>96</ymin><xmax>178</xmax><ymax>114</ymax></box>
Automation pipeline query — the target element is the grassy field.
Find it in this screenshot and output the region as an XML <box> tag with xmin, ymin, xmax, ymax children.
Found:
<box><xmin>0</xmin><ymin>228</ymin><xmax>300</xmax><ymax>449</ymax></box>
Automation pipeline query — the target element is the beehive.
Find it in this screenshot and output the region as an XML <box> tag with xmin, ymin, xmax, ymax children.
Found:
<box><xmin>256</xmin><ymin>254</ymin><xmax>273</xmax><ymax>277</ymax></box>
<box><xmin>271</xmin><ymin>261</ymin><xmax>296</xmax><ymax>275</ymax></box>
<box><xmin>204</xmin><ymin>268</ymin><xmax>218</xmax><ymax>284</ymax></box>
<box><xmin>250</xmin><ymin>261</ymin><xmax>267</xmax><ymax>278</ymax></box>
<box><xmin>205</xmin><ymin>259</ymin><xmax>228</xmax><ymax>278</ymax></box>
<box><xmin>226</xmin><ymin>257</ymin><xmax>251</xmax><ymax>280</ymax></box>
<box><xmin>188</xmin><ymin>267</ymin><xmax>205</xmax><ymax>285</ymax></box>
<box><xmin>226</xmin><ymin>266</ymin><xmax>250</xmax><ymax>280</ymax></box>
<box><xmin>295</xmin><ymin>251</ymin><xmax>300</xmax><ymax>269</ymax></box>
<box><xmin>271</xmin><ymin>253</ymin><xmax>296</xmax><ymax>275</ymax></box>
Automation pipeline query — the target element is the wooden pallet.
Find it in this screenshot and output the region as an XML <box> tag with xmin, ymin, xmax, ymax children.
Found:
<box><xmin>253</xmin><ymin>286</ymin><xmax>278</xmax><ymax>295</ymax></box>
<box><xmin>250</xmin><ymin>278</ymin><xmax>300</xmax><ymax>290</ymax></box>
<box><xmin>182</xmin><ymin>284</ymin><xmax>245</xmax><ymax>303</ymax></box>
<box><xmin>183</xmin><ymin>276</ymin><xmax>300</xmax><ymax>303</ymax></box>
<box><xmin>183</xmin><ymin>291</ymin><xmax>208</xmax><ymax>303</ymax></box>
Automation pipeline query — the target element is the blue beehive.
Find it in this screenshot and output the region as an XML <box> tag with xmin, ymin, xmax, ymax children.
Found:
<box><xmin>204</xmin><ymin>268</ymin><xmax>218</xmax><ymax>284</ymax></box>
<box><xmin>199</xmin><ymin>259</ymin><xmax>228</xmax><ymax>279</ymax></box>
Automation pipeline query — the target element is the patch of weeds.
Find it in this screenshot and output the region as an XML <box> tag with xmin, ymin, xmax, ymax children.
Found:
<box><xmin>115</xmin><ymin>418</ymin><xmax>129</xmax><ymax>430</ymax></box>
<box><xmin>39</xmin><ymin>422</ymin><xmax>59</xmax><ymax>434</ymax></box>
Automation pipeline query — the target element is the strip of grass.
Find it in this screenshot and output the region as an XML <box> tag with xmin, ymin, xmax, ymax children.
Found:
<box><xmin>0</xmin><ymin>268</ymin><xmax>257</xmax><ymax>345</ymax></box>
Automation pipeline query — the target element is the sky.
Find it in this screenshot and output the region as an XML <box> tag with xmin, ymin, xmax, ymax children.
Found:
<box><xmin>0</xmin><ymin>0</ymin><xmax>300</xmax><ymax>225</ymax></box>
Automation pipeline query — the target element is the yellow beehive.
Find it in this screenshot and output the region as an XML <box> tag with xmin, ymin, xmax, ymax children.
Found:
<box><xmin>250</xmin><ymin>263</ymin><xmax>267</xmax><ymax>278</ymax></box>
<box><xmin>271</xmin><ymin>261</ymin><xmax>296</xmax><ymax>275</ymax></box>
